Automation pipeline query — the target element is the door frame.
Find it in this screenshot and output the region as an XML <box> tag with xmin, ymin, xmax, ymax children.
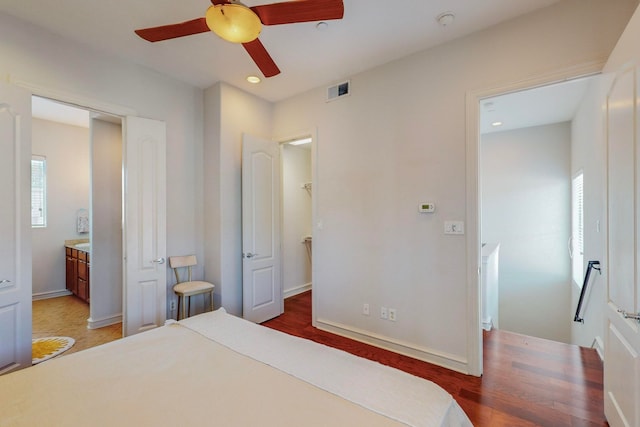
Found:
<box><xmin>465</xmin><ymin>61</ymin><xmax>605</xmax><ymax>376</ymax></box>
<box><xmin>11</xmin><ymin>78</ymin><xmax>137</xmax><ymax>334</ymax></box>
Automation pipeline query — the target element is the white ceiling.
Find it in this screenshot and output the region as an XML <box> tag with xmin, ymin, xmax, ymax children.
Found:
<box><xmin>480</xmin><ymin>76</ymin><xmax>595</xmax><ymax>134</ymax></box>
<box><xmin>32</xmin><ymin>97</ymin><xmax>90</xmax><ymax>128</ymax></box>
<box><xmin>19</xmin><ymin>0</ymin><xmax>588</xmax><ymax>132</ymax></box>
<box><xmin>1</xmin><ymin>0</ymin><xmax>561</xmax><ymax>103</ymax></box>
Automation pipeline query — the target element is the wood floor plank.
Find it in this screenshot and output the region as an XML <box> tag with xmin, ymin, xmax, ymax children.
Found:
<box><xmin>263</xmin><ymin>291</ymin><xmax>608</xmax><ymax>427</ymax></box>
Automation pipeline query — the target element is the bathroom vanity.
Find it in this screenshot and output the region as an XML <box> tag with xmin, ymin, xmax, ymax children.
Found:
<box><xmin>65</xmin><ymin>241</ymin><xmax>90</xmax><ymax>303</ymax></box>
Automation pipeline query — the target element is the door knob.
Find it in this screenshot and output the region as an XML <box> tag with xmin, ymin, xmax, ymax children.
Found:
<box><xmin>618</xmin><ymin>308</ymin><xmax>640</xmax><ymax>321</ymax></box>
<box><xmin>152</xmin><ymin>257</ymin><xmax>165</xmax><ymax>264</ymax></box>
<box><xmin>244</xmin><ymin>252</ymin><xmax>259</xmax><ymax>259</ymax></box>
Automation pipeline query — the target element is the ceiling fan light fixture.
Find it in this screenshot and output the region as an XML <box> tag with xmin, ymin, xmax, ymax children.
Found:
<box><xmin>206</xmin><ymin>4</ymin><xmax>262</xmax><ymax>44</ymax></box>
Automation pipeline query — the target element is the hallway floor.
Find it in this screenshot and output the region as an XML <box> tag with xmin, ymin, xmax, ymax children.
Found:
<box><xmin>32</xmin><ymin>295</ymin><xmax>122</xmax><ymax>356</ymax></box>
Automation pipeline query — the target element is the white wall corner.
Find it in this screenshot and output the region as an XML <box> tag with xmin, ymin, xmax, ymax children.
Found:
<box><xmin>592</xmin><ymin>335</ymin><xmax>604</xmax><ymax>361</ymax></box>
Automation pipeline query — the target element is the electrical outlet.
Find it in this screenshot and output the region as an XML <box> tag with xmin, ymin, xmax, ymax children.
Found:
<box><xmin>362</xmin><ymin>303</ymin><xmax>370</xmax><ymax>316</ymax></box>
<box><xmin>380</xmin><ymin>307</ymin><xmax>388</xmax><ymax>320</ymax></box>
<box><xmin>170</xmin><ymin>301</ymin><xmax>176</xmax><ymax>311</ymax></box>
<box><xmin>388</xmin><ymin>308</ymin><xmax>397</xmax><ymax>321</ymax></box>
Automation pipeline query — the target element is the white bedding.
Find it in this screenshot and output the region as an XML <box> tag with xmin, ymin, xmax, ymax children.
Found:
<box><xmin>0</xmin><ymin>308</ymin><xmax>472</xmax><ymax>427</ymax></box>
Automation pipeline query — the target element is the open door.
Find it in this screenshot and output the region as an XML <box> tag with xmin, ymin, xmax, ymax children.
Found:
<box><xmin>0</xmin><ymin>82</ymin><xmax>32</xmax><ymax>373</ymax></box>
<box><xmin>242</xmin><ymin>133</ymin><xmax>282</xmax><ymax>323</ymax></box>
<box><xmin>123</xmin><ymin>116</ymin><xmax>167</xmax><ymax>336</ymax></box>
<box><xmin>604</xmin><ymin>64</ymin><xmax>640</xmax><ymax>427</ymax></box>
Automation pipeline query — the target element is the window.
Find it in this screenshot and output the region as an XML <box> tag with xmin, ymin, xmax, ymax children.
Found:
<box><xmin>31</xmin><ymin>155</ymin><xmax>47</xmax><ymax>228</ymax></box>
<box><xmin>571</xmin><ymin>172</ymin><xmax>584</xmax><ymax>286</ymax></box>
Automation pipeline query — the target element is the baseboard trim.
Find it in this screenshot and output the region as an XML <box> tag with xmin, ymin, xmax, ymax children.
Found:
<box><xmin>316</xmin><ymin>317</ymin><xmax>469</xmax><ymax>374</ymax></box>
<box><xmin>284</xmin><ymin>283</ymin><xmax>312</xmax><ymax>299</ymax></box>
<box><xmin>592</xmin><ymin>336</ymin><xmax>604</xmax><ymax>361</ymax></box>
<box><xmin>32</xmin><ymin>289</ymin><xmax>72</xmax><ymax>301</ymax></box>
<box><xmin>87</xmin><ymin>314</ymin><xmax>122</xmax><ymax>329</ymax></box>
<box><xmin>482</xmin><ymin>316</ymin><xmax>493</xmax><ymax>331</ymax></box>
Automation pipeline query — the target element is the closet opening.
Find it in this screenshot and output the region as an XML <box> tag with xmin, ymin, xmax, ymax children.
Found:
<box><xmin>281</xmin><ymin>136</ymin><xmax>313</xmax><ymax>309</ymax></box>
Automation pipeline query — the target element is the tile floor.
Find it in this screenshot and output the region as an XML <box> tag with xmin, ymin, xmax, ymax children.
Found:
<box><xmin>32</xmin><ymin>295</ymin><xmax>122</xmax><ymax>356</ymax></box>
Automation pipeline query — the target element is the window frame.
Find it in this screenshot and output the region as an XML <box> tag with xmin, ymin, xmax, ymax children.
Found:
<box><xmin>31</xmin><ymin>154</ymin><xmax>47</xmax><ymax>228</ymax></box>
<box><xmin>571</xmin><ymin>170</ymin><xmax>584</xmax><ymax>287</ymax></box>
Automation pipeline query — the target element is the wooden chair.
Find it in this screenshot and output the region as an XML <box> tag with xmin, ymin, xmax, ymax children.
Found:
<box><xmin>169</xmin><ymin>255</ymin><xmax>215</xmax><ymax>320</ymax></box>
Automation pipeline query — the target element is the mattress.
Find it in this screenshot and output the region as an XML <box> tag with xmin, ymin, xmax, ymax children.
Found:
<box><xmin>0</xmin><ymin>308</ymin><xmax>472</xmax><ymax>426</ymax></box>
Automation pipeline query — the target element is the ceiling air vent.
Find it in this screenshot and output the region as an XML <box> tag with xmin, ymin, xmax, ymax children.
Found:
<box><xmin>326</xmin><ymin>80</ymin><xmax>350</xmax><ymax>102</ymax></box>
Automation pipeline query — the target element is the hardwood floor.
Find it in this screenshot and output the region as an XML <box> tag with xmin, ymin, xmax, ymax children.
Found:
<box><xmin>32</xmin><ymin>295</ymin><xmax>122</xmax><ymax>356</ymax></box>
<box><xmin>263</xmin><ymin>291</ymin><xmax>607</xmax><ymax>427</ymax></box>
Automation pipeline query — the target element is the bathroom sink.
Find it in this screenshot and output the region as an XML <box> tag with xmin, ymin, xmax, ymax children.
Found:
<box><xmin>75</xmin><ymin>242</ymin><xmax>90</xmax><ymax>250</ymax></box>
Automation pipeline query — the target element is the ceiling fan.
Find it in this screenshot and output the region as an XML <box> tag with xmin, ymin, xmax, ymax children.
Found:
<box><xmin>135</xmin><ymin>0</ymin><xmax>344</xmax><ymax>78</ymax></box>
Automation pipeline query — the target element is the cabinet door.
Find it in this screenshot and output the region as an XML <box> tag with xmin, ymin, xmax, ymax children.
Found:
<box><xmin>66</xmin><ymin>256</ymin><xmax>77</xmax><ymax>295</ymax></box>
<box><xmin>77</xmin><ymin>259</ymin><xmax>89</xmax><ymax>302</ymax></box>
<box><xmin>77</xmin><ymin>278</ymin><xmax>87</xmax><ymax>302</ymax></box>
<box><xmin>78</xmin><ymin>260</ymin><xmax>87</xmax><ymax>281</ymax></box>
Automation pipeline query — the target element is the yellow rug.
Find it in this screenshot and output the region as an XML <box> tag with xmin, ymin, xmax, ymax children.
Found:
<box><xmin>32</xmin><ymin>337</ymin><xmax>75</xmax><ymax>365</ymax></box>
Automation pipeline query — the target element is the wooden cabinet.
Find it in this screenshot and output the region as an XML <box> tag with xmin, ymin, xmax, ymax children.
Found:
<box><xmin>66</xmin><ymin>247</ymin><xmax>90</xmax><ymax>303</ymax></box>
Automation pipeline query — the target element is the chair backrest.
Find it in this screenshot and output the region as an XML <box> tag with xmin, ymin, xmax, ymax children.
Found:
<box><xmin>169</xmin><ymin>255</ymin><xmax>197</xmax><ymax>283</ymax></box>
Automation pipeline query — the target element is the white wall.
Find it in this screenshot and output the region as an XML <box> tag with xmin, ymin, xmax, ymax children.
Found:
<box><xmin>270</xmin><ymin>0</ymin><xmax>635</xmax><ymax>372</ymax></box>
<box><xmin>90</xmin><ymin>118</ymin><xmax>123</xmax><ymax>326</ymax></box>
<box><xmin>282</xmin><ymin>144</ymin><xmax>312</xmax><ymax>297</ymax></box>
<box><xmin>0</xmin><ymin>12</ymin><xmax>204</xmax><ymax>318</ymax></box>
<box><xmin>570</xmin><ymin>75</ymin><xmax>611</xmax><ymax>354</ymax></box>
<box><xmin>482</xmin><ymin>123</ymin><xmax>572</xmax><ymax>343</ymax></box>
<box><xmin>203</xmin><ymin>82</ymin><xmax>273</xmax><ymax>315</ymax></box>
<box><xmin>568</xmin><ymin>0</ymin><xmax>640</xmax><ymax>358</ymax></box>
<box><xmin>31</xmin><ymin>118</ymin><xmax>89</xmax><ymax>297</ymax></box>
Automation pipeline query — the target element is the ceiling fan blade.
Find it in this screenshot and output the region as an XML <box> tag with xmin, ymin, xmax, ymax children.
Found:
<box><xmin>135</xmin><ymin>18</ymin><xmax>209</xmax><ymax>42</ymax></box>
<box><xmin>251</xmin><ymin>0</ymin><xmax>344</xmax><ymax>26</ymax></box>
<box><xmin>242</xmin><ymin>39</ymin><xmax>281</xmax><ymax>78</ymax></box>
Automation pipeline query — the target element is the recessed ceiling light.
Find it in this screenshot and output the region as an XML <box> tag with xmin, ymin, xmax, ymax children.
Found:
<box><xmin>246</xmin><ymin>75</ymin><xmax>261</xmax><ymax>84</ymax></box>
<box><xmin>492</xmin><ymin>121</ymin><xmax>503</xmax><ymax>127</ymax></box>
<box><xmin>316</xmin><ymin>22</ymin><xmax>329</xmax><ymax>31</ymax></box>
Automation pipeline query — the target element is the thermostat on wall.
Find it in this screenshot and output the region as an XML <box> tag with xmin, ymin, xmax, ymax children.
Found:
<box><xmin>419</xmin><ymin>202</ymin><xmax>435</xmax><ymax>213</ymax></box>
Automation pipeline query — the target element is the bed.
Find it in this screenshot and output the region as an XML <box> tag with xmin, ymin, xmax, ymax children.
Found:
<box><xmin>1</xmin><ymin>308</ymin><xmax>472</xmax><ymax>426</ymax></box>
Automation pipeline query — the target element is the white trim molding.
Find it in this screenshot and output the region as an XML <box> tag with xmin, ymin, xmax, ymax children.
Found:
<box><xmin>87</xmin><ymin>313</ymin><xmax>122</xmax><ymax>329</ymax></box>
<box><xmin>465</xmin><ymin>58</ymin><xmax>606</xmax><ymax>377</ymax></box>
<box><xmin>284</xmin><ymin>283</ymin><xmax>312</xmax><ymax>299</ymax></box>
<box><xmin>32</xmin><ymin>289</ymin><xmax>73</xmax><ymax>301</ymax></box>
<box><xmin>316</xmin><ymin>318</ymin><xmax>469</xmax><ymax>374</ymax></box>
<box><xmin>9</xmin><ymin>77</ymin><xmax>137</xmax><ymax>117</ymax></box>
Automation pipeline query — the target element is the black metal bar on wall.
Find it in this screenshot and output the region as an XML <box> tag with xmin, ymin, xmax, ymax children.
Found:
<box><xmin>574</xmin><ymin>260</ymin><xmax>601</xmax><ymax>323</ymax></box>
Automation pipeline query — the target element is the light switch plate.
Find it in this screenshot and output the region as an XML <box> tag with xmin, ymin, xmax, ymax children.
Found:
<box><xmin>444</xmin><ymin>221</ymin><xmax>464</xmax><ymax>235</ymax></box>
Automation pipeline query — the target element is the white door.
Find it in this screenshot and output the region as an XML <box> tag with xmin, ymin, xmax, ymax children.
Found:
<box><xmin>0</xmin><ymin>83</ymin><xmax>32</xmax><ymax>373</ymax></box>
<box><xmin>123</xmin><ymin>116</ymin><xmax>167</xmax><ymax>336</ymax></box>
<box><xmin>242</xmin><ymin>133</ymin><xmax>282</xmax><ymax>323</ymax></box>
<box><xmin>604</xmin><ymin>65</ymin><xmax>640</xmax><ymax>427</ymax></box>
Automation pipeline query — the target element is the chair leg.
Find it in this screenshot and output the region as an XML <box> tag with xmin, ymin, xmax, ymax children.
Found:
<box><xmin>181</xmin><ymin>295</ymin><xmax>188</xmax><ymax>320</ymax></box>
<box><xmin>176</xmin><ymin>296</ymin><xmax>181</xmax><ymax>320</ymax></box>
